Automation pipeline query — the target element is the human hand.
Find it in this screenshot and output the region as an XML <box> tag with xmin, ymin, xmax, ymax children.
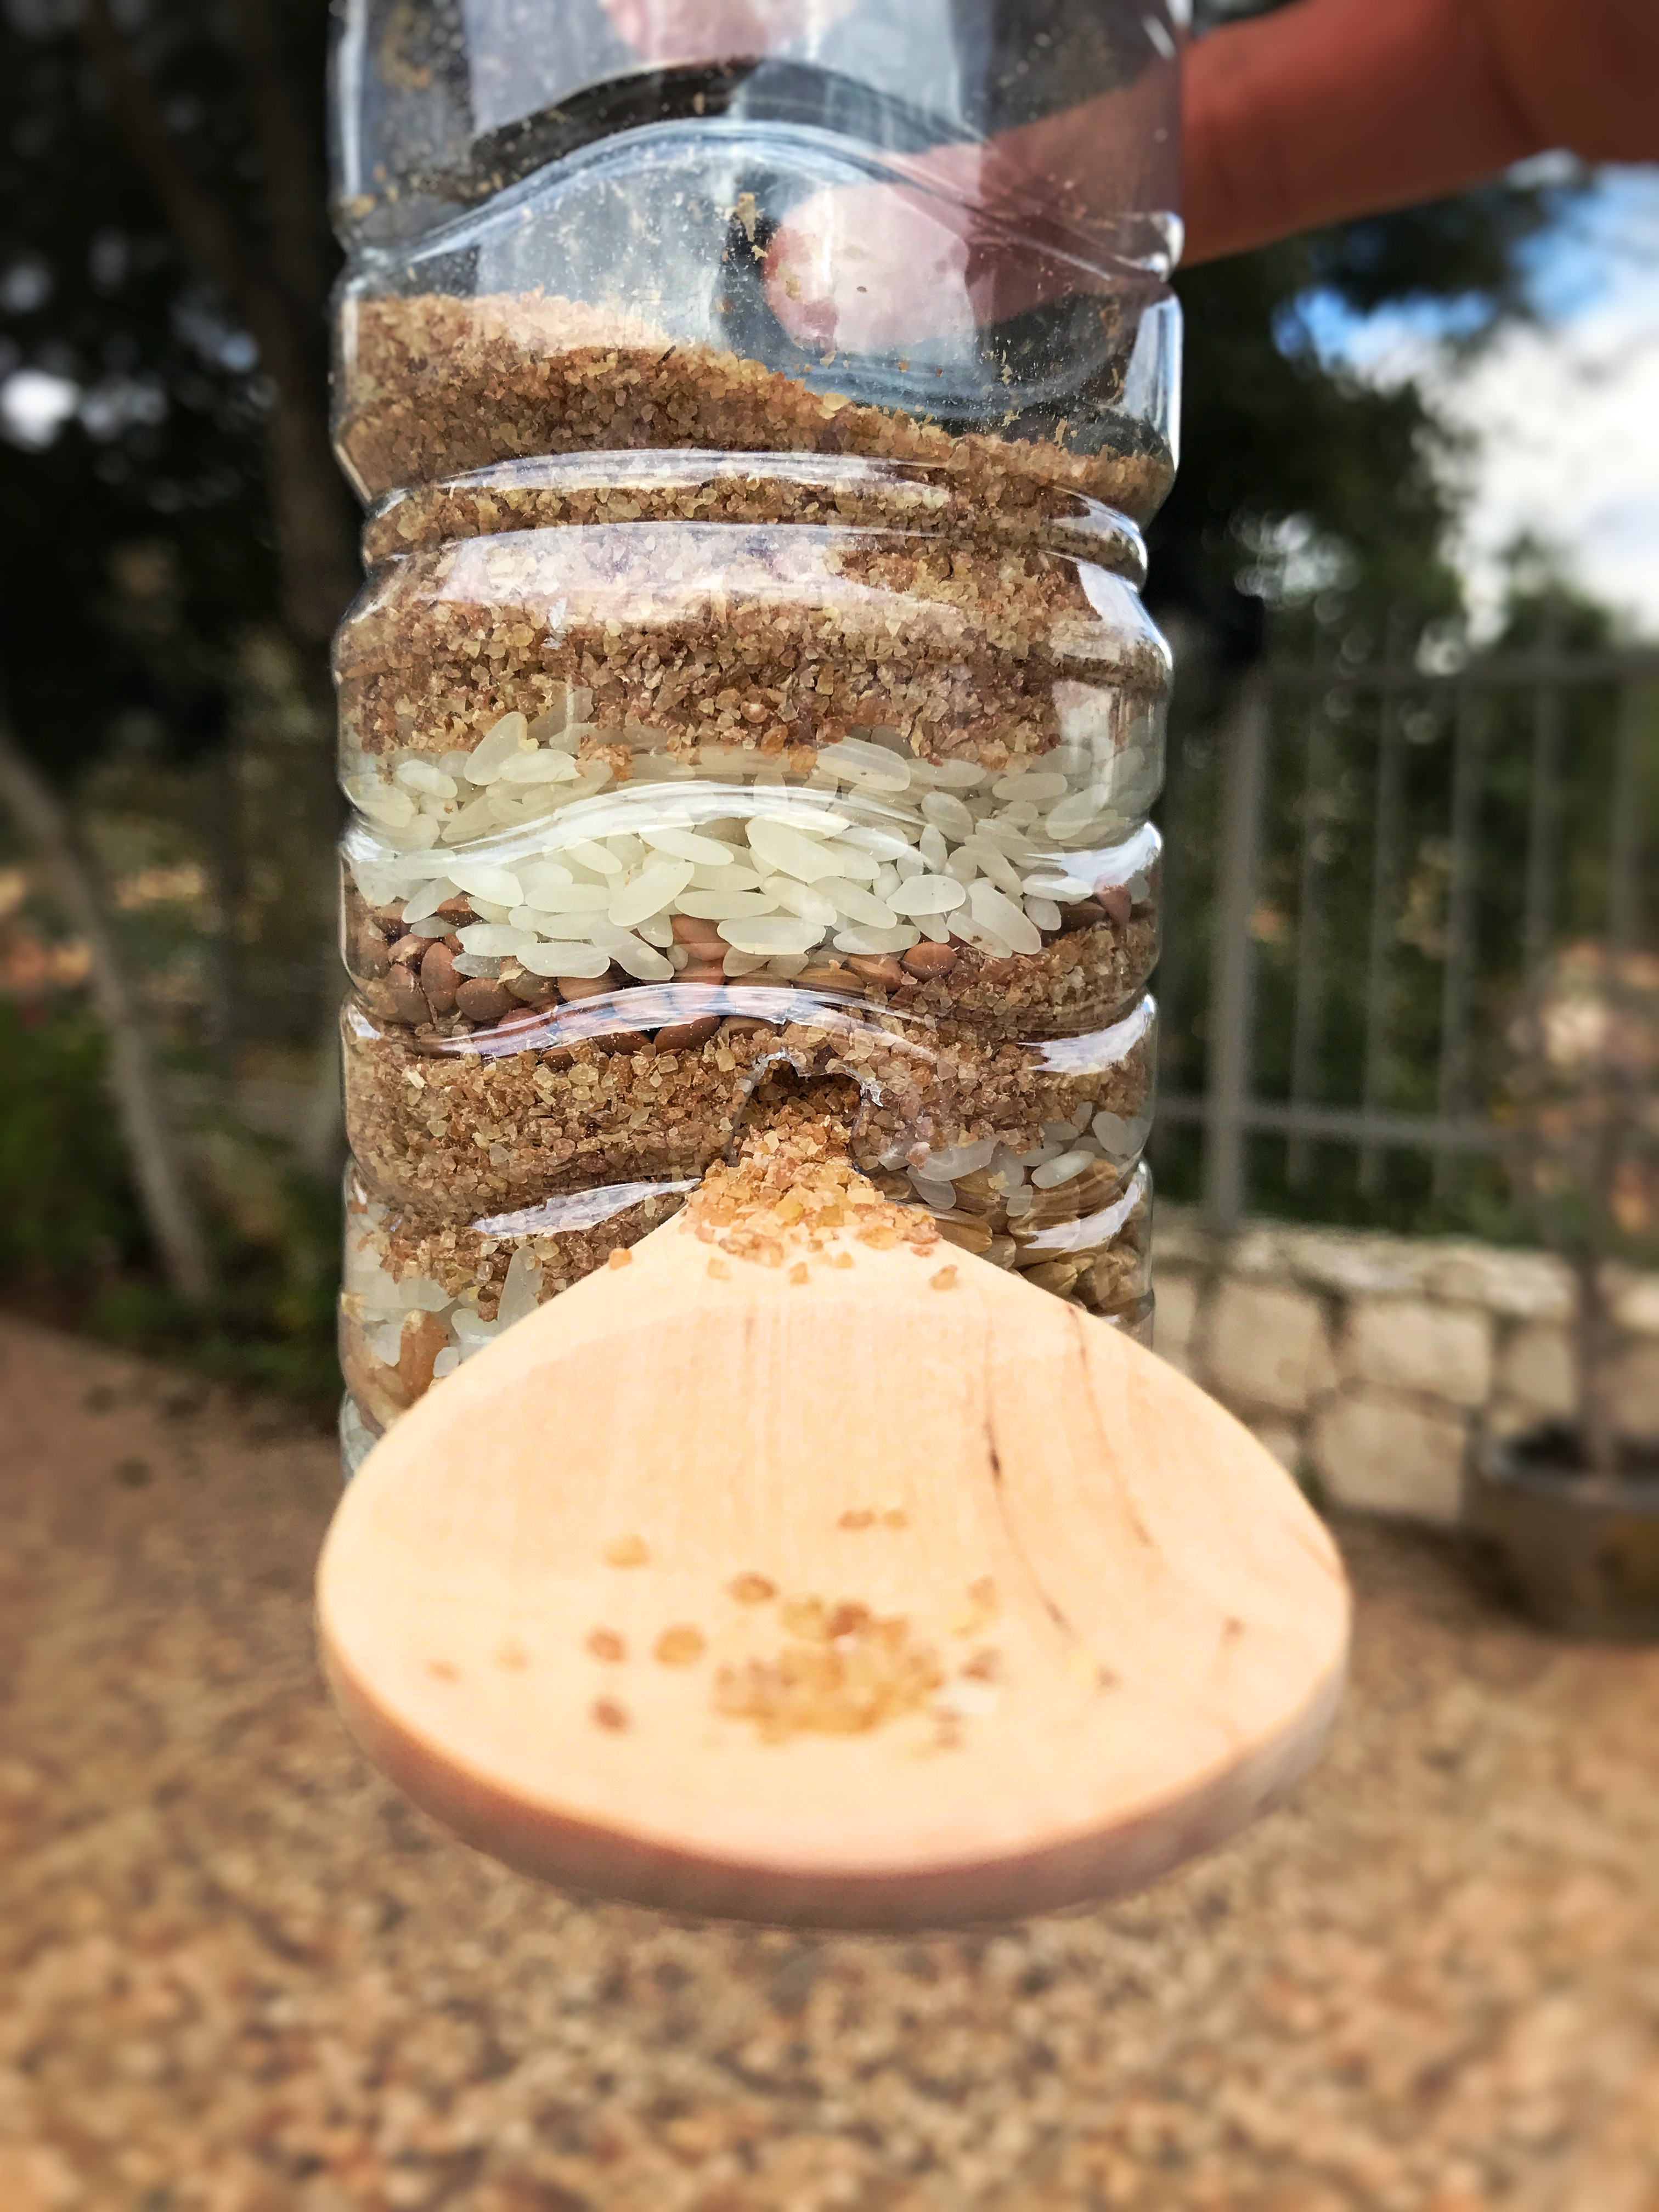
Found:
<box><xmin>599</xmin><ymin>0</ymin><xmax>1659</xmax><ymax>353</ymax></box>
<box><xmin>766</xmin><ymin>0</ymin><xmax>1659</xmax><ymax>349</ymax></box>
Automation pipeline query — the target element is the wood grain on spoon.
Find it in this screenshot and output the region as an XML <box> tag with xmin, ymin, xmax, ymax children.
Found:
<box><xmin>318</xmin><ymin>1128</ymin><xmax>1349</xmax><ymax>1929</ymax></box>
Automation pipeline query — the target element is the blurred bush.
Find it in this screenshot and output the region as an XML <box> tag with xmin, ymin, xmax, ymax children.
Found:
<box><xmin>0</xmin><ymin>923</ymin><xmax>340</xmax><ymax>1413</ymax></box>
<box><xmin>0</xmin><ymin>999</ymin><xmax>145</xmax><ymax>1288</ymax></box>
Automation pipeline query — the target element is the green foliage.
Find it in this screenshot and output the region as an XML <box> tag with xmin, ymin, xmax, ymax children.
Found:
<box><xmin>0</xmin><ymin>998</ymin><xmax>337</xmax><ymax>1406</ymax></box>
<box><xmin>0</xmin><ymin>0</ymin><xmax>336</xmax><ymax>784</ymax></box>
<box><xmin>90</xmin><ymin>1159</ymin><xmax>342</xmax><ymax>1404</ymax></box>
<box><xmin>1150</xmin><ymin>171</ymin><xmax>1575</xmax><ymax>648</ymax></box>
<box><xmin>0</xmin><ymin>1000</ymin><xmax>145</xmax><ymax>1278</ymax></box>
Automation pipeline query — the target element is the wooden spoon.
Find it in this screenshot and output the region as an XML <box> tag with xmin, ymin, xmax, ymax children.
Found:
<box><xmin>318</xmin><ymin>1144</ymin><xmax>1349</xmax><ymax>1929</ymax></box>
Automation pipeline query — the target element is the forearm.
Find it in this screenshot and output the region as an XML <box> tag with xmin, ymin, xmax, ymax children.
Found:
<box><xmin>1182</xmin><ymin>0</ymin><xmax>1532</xmax><ymax>266</ymax></box>
<box><xmin>1183</xmin><ymin>0</ymin><xmax>1659</xmax><ymax>267</ymax></box>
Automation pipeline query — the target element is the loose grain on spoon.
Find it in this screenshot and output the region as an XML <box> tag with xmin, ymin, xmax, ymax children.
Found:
<box><xmin>317</xmin><ymin>1130</ymin><xmax>1349</xmax><ymax>1929</ymax></box>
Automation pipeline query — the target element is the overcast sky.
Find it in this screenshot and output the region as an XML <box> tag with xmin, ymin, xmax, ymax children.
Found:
<box><xmin>1304</xmin><ymin>165</ymin><xmax>1659</xmax><ymax>639</ymax></box>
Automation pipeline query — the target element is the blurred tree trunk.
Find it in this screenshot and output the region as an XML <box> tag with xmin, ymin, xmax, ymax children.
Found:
<box><xmin>79</xmin><ymin>0</ymin><xmax>358</xmax><ymax>656</ymax></box>
<box><xmin>80</xmin><ymin>0</ymin><xmax>354</xmax><ymax>1163</ymax></box>
<box><xmin>0</xmin><ymin>712</ymin><xmax>217</xmax><ymax>1304</ymax></box>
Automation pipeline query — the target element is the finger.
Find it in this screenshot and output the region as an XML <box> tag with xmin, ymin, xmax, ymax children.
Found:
<box><xmin>765</xmin><ymin>74</ymin><xmax>1178</xmax><ymax>354</ymax></box>
<box><xmin>1180</xmin><ymin>0</ymin><xmax>1538</xmax><ymax>267</ymax></box>
<box><xmin>1476</xmin><ymin>0</ymin><xmax>1659</xmax><ymax>168</ymax></box>
<box><xmin>598</xmin><ymin>0</ymin><xmax>858</xmax><ymax>64</ymax></box>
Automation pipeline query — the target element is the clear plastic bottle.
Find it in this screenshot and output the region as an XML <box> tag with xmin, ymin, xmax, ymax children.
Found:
<box><xmin>330</xmin><ymin>0</ymin><xmax>1180</xmax><ymax>1467</ymax></box>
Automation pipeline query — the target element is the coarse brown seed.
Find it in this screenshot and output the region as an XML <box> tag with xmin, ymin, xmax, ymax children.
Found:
<box><xmin>595</xmin><ymin>1029</ymin><xmax>653</xmax><ymax>1058</ymax></box>
<box><xmin>455</xmin><ymin>978</ymin><xmax>511</xmax><ymax>1023</ymax></box>
<box><xmin>388</xmin><ymin>934</ymin><xmax>425</xmax><ymax>966</ymax></box>
<box><xmin>607</xmin><ymin>1246</ymin><xmax>631</xmax><ymax>1271</ymax></box>
<box><xmin>420</xmin><ymin>939</ymin><xmax>459</xmax><ymax>1012</ymax></box>
<box><xmin>436</xmin><ymin>896</ymin><xmax>475</xmax><ymax>921</ymax></box>
<box><xmin>397</xmin><ymin>1310</ymin><xmax>448</xmax><ymax>1398</ymax></box>
<box><xmin>492</xmin><ymin>1003</ymin><xmax>552</xmax><ymax>1037</ymax></box>
<box><xmin>382</xmin><ymin>970</ymin><xmax>430</xmax><ymax>1027</ymax></box>
<box><xmin>678</xmin><ymin>962</ymin><xmax>727</xmax><ymax>986</ymax></box>
<box><xmin>901</xmin><ymin>942</ymin><xmax>959</xmax><ymax>979</ymax></box>
<box><xmin>654</xmin><ymin>1015</ymin><xmax>721</xmax><ymax>1053</ymax></box>
<box><xmin>654</xmin><ymin>1625</ymin><xmax>707</xmax><ymax>1667</ymax></box>
<box><xmin>604</xmin><ymin>1534</ymin><xmax>650</xmax><ymax>1567</ymax></box>
<box><xmin>933</xmin><ymin>1216</ymin><xmax>994</xmax><ymax>1256</ymax></box>
<box><xmin>1096</xmin><ymin>883</ymin><xmax>1132</xmax><ymax>926</ymax></box>
<box><xmin>587</xmin><ymin>1628</ymin><xmax>626</xmax><ymax>1662</ymax></box>
<box><xmin>797</xmin><ymin>963</ymin><xmax>859</xmax><ymax>990</ymax></box>
<box><xmin>556</xmin><ymin>970</ymin><xmax>618</xmax><ymax>1000</ymax></box>
<box><xmin>847</xmin><ymin>955</ymin><xmax>904</xmax><ymax>988</ymax></box>
<box><xmin>729</xmin><ymin>1572</ymin><xmax>776</xmax><ymax>1604</ymax></box>
<box><xmin>930</xmin><ymin>1266</ymin><xmax>960</xmax><ymax>1291</ymax></box>
<box><xmin>1060</xmin><ymin>897</ymin><xmax>1107</xmax><ymax>929</ymax></box>
<box><xmin>944</xmin><ymin>1177</ymin><xmax>997</xmax><ymax>1218</ymax></box>
<box><xmin>503</xmin><ymin>966</ymin><xmax>556</xmax><ymax>1005</ymax></box>
<box><xmin>671</xmin><ymin>913</ymin><xmax>726</xmax><ymax>947</ymax></box>
<box><xmin>354</xmin><ymin>926</ymin><xmax>391</xmax><ymax>979</ymax></box>
<box><xmin>591</xmin><ymin>1697</ymin><xmax>629</xmax><ymax>1731</ymax></box>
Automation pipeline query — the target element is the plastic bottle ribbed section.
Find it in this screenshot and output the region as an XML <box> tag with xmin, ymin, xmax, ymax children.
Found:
<box><xmin>329</xmin><ymin>2</ymin><xmax>1182</xmax><ymax>1460</ymax></box>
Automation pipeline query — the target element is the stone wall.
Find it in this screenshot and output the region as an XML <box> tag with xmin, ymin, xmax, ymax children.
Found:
<box><xmin>1151</xmin><ymin>1211</ymin><xmax>1659</xmax><ymax>1524</ymax></box>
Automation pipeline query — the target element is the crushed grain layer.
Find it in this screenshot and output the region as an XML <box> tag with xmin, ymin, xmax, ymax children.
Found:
<box><xmin>336</xmin><ymin>294</ymin><xmax>1173</xmax><ymax>522</ymax></box>
<box><xmin>5</xmin><ymin>1317</ymin><xmax>1659</xmax><ymax>2211</ymax></box>
<box><xmin>335</xmin><ymin>523</ymin><xmax>1168</xmax><ymax>770</ymax></box>
<box><xmin>342</xmin><ymin>1005</ymin><xmax>1156</xmax><ymax>1222</ymax></box>
<box><xmin>338</xmin><ymin>1110</ymin><xmax>1150</xmax><ymax>1431</ymax></box>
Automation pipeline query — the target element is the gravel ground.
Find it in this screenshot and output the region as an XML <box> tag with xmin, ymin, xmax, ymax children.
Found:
<box><xmin>3</xmin><ymin>1316</ymin><xmax>1658</xmax><ymax>2212</ymax></box>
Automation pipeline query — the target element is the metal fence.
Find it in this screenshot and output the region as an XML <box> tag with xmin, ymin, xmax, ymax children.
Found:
<box><xmin>1153</xmin><ymin>625</ymin><xmax>1659</xmax><ymax>1232</ymax></box>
